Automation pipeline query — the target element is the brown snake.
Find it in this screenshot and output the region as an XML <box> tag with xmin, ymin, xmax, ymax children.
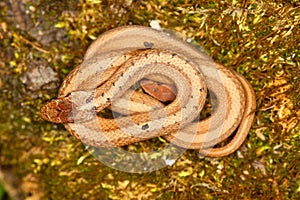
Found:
<box><xmin>40</xmin><ymin>25</ymin><xmax>256</xmax><ymax>157</ymax></box>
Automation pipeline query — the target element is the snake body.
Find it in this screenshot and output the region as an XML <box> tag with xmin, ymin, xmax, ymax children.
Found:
<box><xmin>40</xmin><ymin>25</ymin><xmax>256</xmax><ymax>157</ymax></box>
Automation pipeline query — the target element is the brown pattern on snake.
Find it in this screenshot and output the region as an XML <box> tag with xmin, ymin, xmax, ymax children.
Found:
<box><xmin>40</xmin><ymin>26</ymin><xmax>256</xmax><ymax>157</ymax></box>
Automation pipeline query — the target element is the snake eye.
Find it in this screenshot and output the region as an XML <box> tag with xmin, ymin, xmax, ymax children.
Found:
<box><xmin>143</xmin><ymin>41</ymin><xmax>154</xmax><ymax>48</ymax></box>
<box><xmin>141</xmin><ymin>124</ymin><xmax>149</xmax><ymax>130</ymax></box>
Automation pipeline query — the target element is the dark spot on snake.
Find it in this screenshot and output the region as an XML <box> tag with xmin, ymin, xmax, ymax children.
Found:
<box><xmin>143</xmin><ymin>41</ymin><xmax>154</xmax><ymax>48</ymax></box>
<box><xmin>107</xmin><ymin>98</ymin><xmax>110</xmax><ymax>101</ymax></box>
<box><xmin>103</xmin><ymin>139</ymin><xmax>108</xmax><ymax>143</ymax></box>
<box><xmin>193</xmin><ymin>105</ymin><xmax>199</xmax><ymax>110</ymax></box>
<box><xmin>91</xmin><ymin>106</ymin><xmax>97</xmax><ymax>112</ymax></box>
<box><xmin>171</xmin><ymin>53</ymin><xmax>176</xmax><ymax>57</ymax></box>
<box><xmin>101</xmin><ymin>93</ymin><xmax>104</xmax><ymax>97</ymax></box>
<box><xmin>142</xmin><ymin>124</ymin><xmax>149</xmax><ymax>130</ymax></box>
<box><xmin>191</xmin><ymin>95</ymin><xmax>194</xmax><ymax>99</ymax></box>
<box><xmin>112</xmin><ymin>82</ymin><xmax>115</xmax><ymax>86</ymax></box>
<box><xmin>86</xmin><ymin>94</ymin><xmax>94</xmax><ymax>103</ymax></box>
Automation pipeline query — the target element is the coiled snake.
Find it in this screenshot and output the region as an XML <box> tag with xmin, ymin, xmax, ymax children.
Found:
<box><xmin>40</xmin><ymin>25</ymin><xmax>256</xmax><ymax>157</ymax></box>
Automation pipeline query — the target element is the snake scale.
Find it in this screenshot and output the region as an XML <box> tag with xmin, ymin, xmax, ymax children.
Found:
<box><xmin>40</xmin><ymin>25</ymin><xmax>256</xmax><ymax>157</ymax></box>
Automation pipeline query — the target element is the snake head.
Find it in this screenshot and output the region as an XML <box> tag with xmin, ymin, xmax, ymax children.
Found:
<box><xmin>40</xmin><ymin>97</ymin><xmax>74</xmax><ymax>123</ymax></box>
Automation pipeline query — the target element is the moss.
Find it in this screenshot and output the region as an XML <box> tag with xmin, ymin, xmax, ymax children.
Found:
<box><xmin>0</xmin><ymin>0</ymin><xmax>300</xmax><ymax>199</ymax></box>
